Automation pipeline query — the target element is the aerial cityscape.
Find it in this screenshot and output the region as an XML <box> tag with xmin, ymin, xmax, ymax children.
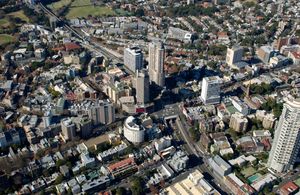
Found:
<box><xmin>0</xmin><ymin>0</ymin><xmax>300</xmax><ymax>194</ymax></box>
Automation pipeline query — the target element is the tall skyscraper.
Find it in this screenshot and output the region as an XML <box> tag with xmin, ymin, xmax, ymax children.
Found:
<box><xmin>148</xmin><ymin>42</ymin><xmax>165</xmax><ymax>87</ymax></box>
<box><xmin>134</xmin><ymin>69</ymin><xmax>150</xmax><ymax>104</ymax></box>
<box><xmin>267</xmin><ymin>98</ymin><xmax>300</xmax><ymax>173</ymax></box>
<box><xmin>226</xmin><ymin>46</ymin><xmax>244</xmax><ymax>66</ymax></box>
<box><xmin>200</xmin><ymin>76</ymin><xmax>221</xmax><ymax>105</ymax></box>
<box><xmin>124</xmin><ymin>46</ymin><xmax>143</xmax><ymax>73</ymax></box>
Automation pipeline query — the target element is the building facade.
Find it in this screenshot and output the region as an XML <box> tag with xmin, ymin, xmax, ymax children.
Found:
<box><xmin>200</xmin><ymin>76</ymin><xmax>221</xmax><ymax>105</ymax></box>
<box><xmin>267</xmin><ymin>98</ymin><xmax>300</xmax><ymax>173</ymax></box>
<box><xmin>61</xmin><ymin>118</ymin><xmax>76</xmax><ymax>141</ymax></box>
<box><xmin>134</xmin><ymin>69</ymin><xmax>150</xmax><ymax>104</ymax></box>
<box><xmin>123</xmin><ymin>116</ymin><xmax>145</xmax><ymax>144</ymax></box>
<box><xmin>226</xmin><ymin>46</ymin><xmax>244</xmax><ymax>66</ymax></box>
<box><xmin>229</xmin><ymin>112</ymin><xmax>248</xmax><ymax>132</ymax></box>
<box><xmin>148</xmin><ymin>42</ymin><xmax>165</xmax><ymax>87</ymax></box>
<box><xmin>87</xmin><ymin>100</ymin><xmax>115</xmax><ymax>126</ymax></box>
<box><xmin>124</xmin><ymin>46</ymin><xmax>143</xmax><ymax>73</ymax></box>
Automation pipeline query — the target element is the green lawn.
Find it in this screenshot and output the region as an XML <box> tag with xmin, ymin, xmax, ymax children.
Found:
<box><xmin>294</xmin><ymin>178</ymin><xmax>300</xmax><ymax>187</ymax></box>
<box><xmin>66</xmin><ymin>6</ymin><xmax>116</xmax><ymax>19</ymax></box>
<box><xmin>0</xmin><ymin>34</ymin><xmax>15</xmax><ymax>45</ymax></box>
<box><xmin>241</xmin><ymin>167</ymin><xmax>257</xmax><ymax>178</ymax></box>
<box><xmin>47</xmin><ymin>0</ymin><xmax>71</xmax><ymax>11</ymax></box>
<box><xmin>0</xmin><ymin>18</ymin><xmax>10</xmax><ymax>28</ymax></box>
<box><xmin>8</xmin><ymin>10</ymin><xmax>30</xmax><ymax>23</ymax></box>
<box><xmin>71</xmin><ymin>0</ymin><xmax>91</xmax><ymax>7</ymax></box>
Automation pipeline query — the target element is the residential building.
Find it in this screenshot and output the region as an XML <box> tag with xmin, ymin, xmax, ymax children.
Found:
<box><xmin>226</xmin><ymin>46</ymin><xmax>244</xmax><ymax>66</ymax></box>
<box><xmin>200</xmin><ymin>76</ymin><xmax>221</xmax><ymax>105</ymax></box>
<box><xmin>61</xmin><ymin>118</ymin><xmax>76</xmax><ymax>141</ymax></box>
<box><xmin>224</xmin><ymin>173</ymin><xmax>256</xmax><ymax>195</ymax></box>
<box><xmin>267</xmin><ymin>98</ymin><xmax>300</xmax><ymax>173</ymax></box>
<box><xmin>74</xmin><ymin>116</ymin><xmax>93</xmax><ymax>139</ymax></box>
<box><xmin>262</xmin><ymin>113</ymin><xmax>276</xmax><ymax>129</ymax></box>
<box><xmin>124</xmin><ymin>46</ymin><xmax>143</xmax><ymax>73</ymax></box>
<box><xmin>107</xmin><ymin>157</ymin><xmax>138</xmax><ymax>179</ymax></box>
<box><xmin>229</xmin><ymin>112</ymin><xmax>248</xmax><ymax>132</ymax></box>
<box><xmin>167</xmin><ymin>150</ymin><xmax>189</xmax><ymax>172</ymax></box>
<box><xmin>97</xmin><ymin>142</ymin><xmax>128</xmax><ymax>162</ymax></box>
<box><xmin>148</xmin><ymin>41</ymin><xmax>165</xmax><ymax>87</ymax></box>
<box><xmin>82</xmin><ymin>176</ymin><xmax>110</xmax><ymax>194</ymax></box>
<box><xmin>279</xmin><ymin>181</ymin><xmax>299</xmax><ymax>195</ymax></box>
<box><xmin>251</xmin><ymin>173</ymin><xmax>276</xmax><ymax>191</ymax></box>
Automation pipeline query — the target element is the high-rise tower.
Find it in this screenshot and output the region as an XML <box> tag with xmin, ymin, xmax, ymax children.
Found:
<box><xmin>267</xmin><ymin>98</ymin><xmax>300</xmax><ymax>173</ymax></box>
<box><xmin>148</xmin><ymin>42</ymin><xmax>165</xmax><ymax>87</ymax></box>
<box><xmin>134</xmin><ymin>69</ymin><xmax>150</xmax><ymax>104</ymax></box>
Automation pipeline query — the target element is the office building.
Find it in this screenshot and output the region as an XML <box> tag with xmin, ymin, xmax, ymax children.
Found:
<box><xmin>124</xmin><ymin>46</ymin><xmax>143</xmax><ymax>73</ymax></box>
<box><xmin>148</xmin><ymin>42</ymin><xmax>165</xmax><ymax>87</ymax></box>
<box><xmin>200</xmin><ymin>76</ymin><xmax>221</xmax><ymax>105</ymax></box>
<box><xmin>229</xmin><ymin>112</ymin><xmax>248</xmax><ymax>132</ymax></box>
<box><xmin>134</xmin><ymin>69</ymin><xmax>150</xmax><ymax>104</ymax></box>
<box><xmin>257</xmin><ymin>45</ymin><xmax>278</xmax><ymax>64</ymax></box>
<box><xmin>226</xmin><ymin>46</ymin><xmax>244</xmax><ymax>66</ymax></box>
<box><xmin>61</xmin><ymin>118</ymin><xmax>76</xmax><ymax>141</ymax></box>
<box><xmin>267</xmin><ymin>98</ymin><xmax>300</xmax><ymax>173</ymax></box>
<box><xmin>123</xmin><ymin>116</ymin><xmax>145</xmax><ymax>144</ymax></box>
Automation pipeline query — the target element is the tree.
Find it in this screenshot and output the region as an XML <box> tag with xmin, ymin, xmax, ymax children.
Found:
<box><xmin>131</xmin><ymin>176</ymin><xmax>144</xmax><ymax>195</ymax></box>
<box><xmin>115</xmin><ymin>187</ymin><xmax>126</xmax><ymax>195</ymax></box>
<box><xmin>54</xmin><ymin>174</ymin><xmax>64</xmax><ymax>185</ymax></box>
<box><xmin>135</xmin><ymin>8</ymin><xmax>145</xmax><ymax>17</ymax></box>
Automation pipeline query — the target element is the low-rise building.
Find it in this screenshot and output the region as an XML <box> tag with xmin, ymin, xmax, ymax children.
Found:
<box><xmin>279</xmin><ymin>181</ymin><xmax>299</xmax><ymax>195</ymax></box>
<box><xmin>82</xmin><ymin>176</ymin><xmax>110</xmax><ymax>194</ymax></box>
<box><xmin>208</xmin><ymin>155</ymin><xmax>232</xmax><ymax>177</ymax></box>
<box><xmin>251</xmin><ymin>173</ymin><xmax>276</xmax><ymax>191</ymax></box>
<box><xmin>163</xmin><ymin>169</ymin><xmax>220</xmax><ymax>194</ymax></box>
<box><xmin>224</xmin><ymin>173</ymin><xmax>256</xmax><ymax>195</ymax></box>
<box><xmin>107</xmin><ymin>157</ymin><xmax>138</xmax><ymax>179</ymax></box>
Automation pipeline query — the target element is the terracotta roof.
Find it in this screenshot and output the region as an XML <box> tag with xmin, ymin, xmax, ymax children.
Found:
<box><xmin>52</xmin><ymin>46</ymin><xmax>65</xmax><ymax>51</ymax></box>
<box><xmin>108</xmin><ymin>157</ymin><xmax>136</xmax><ymax>171</ymax></box>
<box><xmin>280</xmin><ymin>181</ymin><xmax>299</xmax><ymax>195</ymax></box>
<box><xmin>291</xmin><ymin>51</ymin><xmax>300</xmax><ymax>59</ymax></box>
<box><xmin>64</xmin><ymin>42</ymin><xmax>81</xmax><ymax>51</ymax></box>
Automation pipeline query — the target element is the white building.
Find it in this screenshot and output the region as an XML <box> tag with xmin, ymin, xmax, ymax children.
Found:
<box><xmin>200</xmin><ymin>76</ymin><xmax>221</xmax><ymax>105</ymax></box>
<box><xmin>226</xmin><ymin>46</ymin><xmax>243</xmax><ymax>66</ymax></box>
<box><xmin>148</xmin><ymin>42</ymin><xmax>165</xmax><ymax>87</ymax></box>
<box><xmin>123</xmin><ymin>116</ymin><xmax>145</xmax><ymax>144</ymax></box>
<box><xmin>124</xmin><ymin>46</ymin><xmax>143</xmax><ymax>73</ymax></box>
<box><xmin>230</xmin><ymin>96</ymin><xmax>249</xmax><ymax>115</ymax></box>
<box><xmin>267</xmin><ymin>98</ymin><xmax>300</xmax><ymax>173</ymax></box>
